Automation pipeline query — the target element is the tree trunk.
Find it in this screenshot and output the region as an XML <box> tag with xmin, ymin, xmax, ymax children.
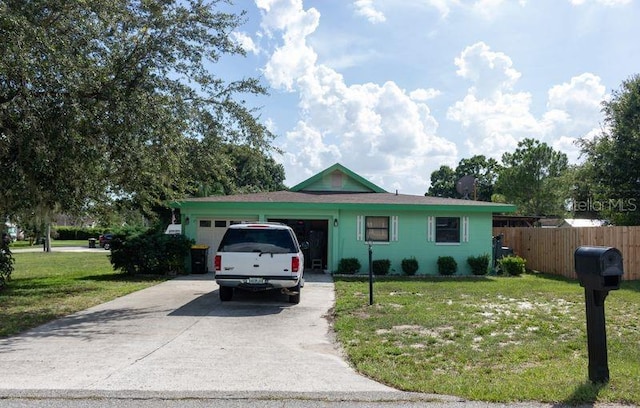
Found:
<box><xmin>44</xmin><ymin>223</ymin><xmax>52</xmax><ymax>252</ymax></box>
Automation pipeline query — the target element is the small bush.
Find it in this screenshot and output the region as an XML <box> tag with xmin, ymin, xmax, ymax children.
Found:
<box><xmin>54</xmin><ymin>226</ymin><xmax>106</xmax><ymax>240</ymax></box>
<box><xmin>437</xmin><ymin>256</ymin><xmax>457</xmax><ymax>276</ymax></box>
<box><xmin>109</xmin><ymin>227</ymin><xmax>194</xmax><ymax>275</ymax></box>
<box><xmin>337</xmin><ymin>258</ymin><xmax>361</xmax><ymax>274</ymax></box>
<box><xmin>401</xmin><ymin>257</ymin><xmax>419</xmax><ymax>276</ymax></box>
<box><xmin>467</xmin><ymin>254</ymin><xmax>490</xmax><ymax>276</ymax></box>
<box><xmin>372</xmin><ymin>259</ymin><xmax>391</xmax><ymax>275</ymax></box>
<box><xmin>498</xmin><ymin>255</ymin><xmax>526</xmax><ymax>276</ymax></box>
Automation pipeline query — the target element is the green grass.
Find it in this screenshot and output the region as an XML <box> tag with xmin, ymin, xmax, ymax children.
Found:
<box><xmin>0</xmin><ymin>252</ymin><xmax>168</xmax><ymax>338</ymax></box>
<box><xmin>3</xmin><ymin>252</ymin><xmax>638</xmax><ymax>404</ymax></box>
<box><xmin>10</xmin><ymin>239</ymin><xmax>92</xmax><ymax>248</ymax></box>
<box><xmin>333</xmin><ymin>273</ymin><xmax>640</xmax><ymax>404</ymax></box>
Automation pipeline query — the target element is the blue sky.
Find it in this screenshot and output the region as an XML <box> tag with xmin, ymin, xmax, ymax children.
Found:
<box><xmin>219</xmin><ymin>0</ymin><xmax>640</xmax><ymax>195</ymax></box>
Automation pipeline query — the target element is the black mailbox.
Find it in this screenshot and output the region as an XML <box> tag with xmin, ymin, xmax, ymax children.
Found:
<box><xmin>574</xmin><ymin>246</ymin><xmax>623</xmax><ymax>291</ymax></box>
<box><xmin>574</xmin><ymin>245</ymin><xmax>624</xmax><ymax>384</ymax></box>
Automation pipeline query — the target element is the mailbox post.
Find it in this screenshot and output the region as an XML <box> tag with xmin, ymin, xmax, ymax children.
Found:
<box><xmin>368</xmin><ymin>241</ymin><xmax>374</xmax><ymax>306</ymax></box>
<box><xmin>574</xmin><ymin>246</ymin><xmax>624</xmax><ymax>383</ymax></box>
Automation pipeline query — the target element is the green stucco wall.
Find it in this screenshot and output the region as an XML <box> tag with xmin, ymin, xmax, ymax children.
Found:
<box><xmin>332</xmin><ymin>210</ymin><xmax>492</xmax><ymax>275</ymax></box>
<box><xmin>178</xmin><ymin>203</ymin><xmax>496</xmax><ymax>276</ymax></box>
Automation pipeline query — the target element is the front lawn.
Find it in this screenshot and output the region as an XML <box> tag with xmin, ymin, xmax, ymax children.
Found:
<box><xmin>10</xmin><ymin>239</ymin><xmax>93</xmax><ymax>248</ymax></box>
<box><xmin>0</xmin><ymin>252</ymin><xmax>168</xmax><ymax>338</ymax></box>
<box><xmin>333</xmin><ymin>273</ymin><xmax>640</xmax><ymax>404</ymax></box>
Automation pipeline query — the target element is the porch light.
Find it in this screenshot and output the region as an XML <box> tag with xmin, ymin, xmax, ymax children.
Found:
<box><xmin>185</xmin><ymin>217</ymin><xmax>190</xmax><ymax>225</ymax></box>
<box><xmin>334</xmin><ymin>219</ymin><xmax>339</xmax><ymax>227</ymax></box>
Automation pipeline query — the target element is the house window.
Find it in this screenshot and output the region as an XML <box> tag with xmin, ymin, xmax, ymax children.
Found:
<box><xmin>435</xmin><ymin>217</ymin><xmax>460</xmax><ymax>243</ymax></box>
<box><xmin>365</xmin><ymin>216</ymin><xmax>389</xmax><ymax>242</ymax></box>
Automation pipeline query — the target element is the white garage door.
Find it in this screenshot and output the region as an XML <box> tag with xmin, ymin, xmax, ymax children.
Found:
<box><xmin>196</xmin><ymin>218</ymin><xmax>258</xmax><ymax>269</ymax></box>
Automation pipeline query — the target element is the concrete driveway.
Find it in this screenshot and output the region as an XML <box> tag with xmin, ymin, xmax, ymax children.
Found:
<box><xmin>0</xmin><ymin>272</ymin><xmax>395</xmax><ymax>393</ymax></box>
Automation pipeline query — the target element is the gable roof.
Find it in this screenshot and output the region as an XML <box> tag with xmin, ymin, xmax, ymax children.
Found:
<box><xmin>171</xmin><ymin>162</ymin><xmax>517</xmax><ymax>213</ymax></box>
<box><xmin>290</xmin><ymin>163</ymin><xmax>386</xmax><ymax>193</ymax></box>
<box><xmin>173</xmin><ymin>190</ymin><xmax>516</xmax><ymax>213</ymax></box>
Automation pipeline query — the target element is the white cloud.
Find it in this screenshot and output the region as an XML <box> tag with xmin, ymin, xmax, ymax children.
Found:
<box><xmin>257</xmin><ymin>0</ymin><xmax>457</xmax><ymax>194</ymax></box>
<box><xmin>542</xmin><ymin>73</ymin><xmax>607</xmax><ymax>161</ymax></box>
<box><xmin>547</xmin><ymin>73</ymin><xmax>605</xmax><ymax>114</ymax></box>
<box><xmin>448</xmin><ymin>42</ymin><xmax>533</xmax><ymax>158</ymax></box>
<box><xmin>260</xmin><ymin>0</ymin><xmax>320</xmax><ymax>91</ymax></box>
<box><xmin>448</xmin><ymin>42</ymin><xmax>606</xmax><ymax>164</ymax></box>
<box><xmin>252</xmin><ymin>2</ymin><xmax>617</xmax><ymax>194</ymax></box>
<box><xmin>279</xmin><ymin>121</ymin><xmax>342</xmax><ymax>174</ymax></box>
<box><xmin>448</xmin><ymin>91</ymin><xmax>539</xmax><ymax>159</ymax></box>
<box><xmin>454</xmin><ymin>42</ymin><xmax>521</xmax><ymax>97</ymax></box>
<box><xmin>410</xmin><ymin>88</ymin><xmax>442</xmax><ymax>101</ymax></box>
<box><xmin>471</xmin><ymin>0</ymin><xmax>505</xmax><ymax>19</ymax></box>
<box><xmin>416</xmin><ymin>0</ymin><xmax>524</xmax><ymax>19</ymax></box>
<box><xmin>231</xmin><ymin>31</ymin><xmax>259</xmax><ymax>54</ymax></box>
<box><xmin>353</xmin><ymin>0</ymin><xmax>386</xmax><ymax>23</ymax></box>
<box><xmin>424</xmin><ymin>0</ymin><xmax>458</xmax><ymax>18</ymax></box>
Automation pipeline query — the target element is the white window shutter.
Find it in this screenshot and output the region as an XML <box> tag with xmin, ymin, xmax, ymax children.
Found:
<box><xmin>357</xmin><ymin>216</ymin><xmax>364</xmax><ymax>241</ymax></box>
<box><xmin>427</xmin><ymin>216</ymin><xmax>434</xmax><ymax>242</ymax></box>
<box><xmin>391</xmin><ymin>216</ymin><xmax>399</xmax><ymax>241</ymax></box>
<box><xmin>462</xmin><ymin>216</ymin><xmax>469</xmax><ymax>242</ymax></box>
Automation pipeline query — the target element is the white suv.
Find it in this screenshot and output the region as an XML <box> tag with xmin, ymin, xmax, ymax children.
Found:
<box><xmin>214</xmin><ymin>223</ymin><xmax>307</xmax><ymax>303</ymax></box>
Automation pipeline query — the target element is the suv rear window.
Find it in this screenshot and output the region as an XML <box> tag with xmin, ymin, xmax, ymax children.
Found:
<box><xmin>218</xmin><ymin>228</ymin><xmax>297</xmax><ymax>253</ymax></box>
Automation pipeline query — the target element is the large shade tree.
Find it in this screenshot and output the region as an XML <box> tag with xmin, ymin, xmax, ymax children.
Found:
<box><xmin>0</xmin><ymin>0</ymin><xmax>279</xmax><ymax>247</ymax></box>
<box><xmin>579</xmin><ymin>74</ymin><xmax>640</xmax><ymax>225</ymax></box>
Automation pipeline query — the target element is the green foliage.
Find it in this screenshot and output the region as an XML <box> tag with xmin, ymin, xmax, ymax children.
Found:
<box><xmin>495</xmin><ymin>138</ymin><xmax>569</xmax><ymax>216</ymax></box>
<box><xmin>578</xmin><ymin>74</ymin><xmax>640</xmax><ymax>225</ymax></box>
<box><xmin>498</xmin><ymin>255</ymin><xmax>526</xmax><ymax>276</ymax></box>
<box><xmin>53</xmin><ymin>227</ymin><xmax>107</xmax><ymax>240</ymax></box>
<box><xmin>467</xmin><ymin>254</ymin><xmax>490</xmax><ymax>276</ymax></box>
<box><xmin>372</xmin><ymin>259</ymin><xmax>391</xmax><ymax>275</ymax></box>
<box><xmin>109</xmin><ymin>228</ymin><xmax>194</xmax><ymax>275</ymax></box>
<box><xmin>0</xmin><ymin>238</ymin><xmax>14</xmax><ymax>289</ymax></box>
<box><xmin>0</xmin><ymin>0</ymin><xmax>279</xmax><ymax>223</ymax></box>
<box><xmin>401</xmin><ymin>257</ymin><xmax>419</xmax><ymax>276</ymax></box>
<box><xmin>337</xmin><ymin>258</ymin><xmax>361</xmax><ymax>274</ymax></box>
<box><xmin>437</xmin><ymin>256</ymin><xmax>457</xmax><ymax>276</ymax></box>
<box><xmin>455</xmin><ymin>155</ymin><xmax>501</xmax><ymax>201</ymax></box>
<box><xmin>426</xmin><ymin>155</ymin><xmax>500</xmax><ymax>201</ymax></box>
<box><xmin>427</xmin><ymin>165</ymin><xmax>456</xmax><ymax>198</ymax></box>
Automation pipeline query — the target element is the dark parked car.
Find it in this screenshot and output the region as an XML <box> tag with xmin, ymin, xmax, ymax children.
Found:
<box><xmin>99</xmin><ymin>233</ymin><xmax>113</xmax><ymax>250</ymax></box>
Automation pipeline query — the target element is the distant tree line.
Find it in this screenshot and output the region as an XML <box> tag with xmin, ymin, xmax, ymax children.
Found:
<box><xmin>426</xmin><ymin>74</ymin><xmax>640</xmax><ymax>226</ymax></box>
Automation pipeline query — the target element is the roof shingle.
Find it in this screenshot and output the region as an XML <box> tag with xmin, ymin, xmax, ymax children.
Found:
<box><xmin>176</xmin><ymin>190</ymin><xmax>513</xmax><ymax>208</ymax></box>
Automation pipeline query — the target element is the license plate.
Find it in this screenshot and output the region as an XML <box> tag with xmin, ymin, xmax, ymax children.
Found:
<box><xmin>247</xmin><ymin>277</ymin><xmax>265</xmax><ymax>284</ymax></box>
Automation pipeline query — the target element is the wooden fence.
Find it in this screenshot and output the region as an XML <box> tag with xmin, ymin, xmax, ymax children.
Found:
<box><xmin>493</xmin><ymin>227</ymin><xmax>640</xmax><ymax>281</ymax></box>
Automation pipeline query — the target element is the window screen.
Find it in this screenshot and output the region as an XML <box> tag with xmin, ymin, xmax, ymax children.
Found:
<box><xmin>365</xmin><ymin>216</ymin><xmax>389</xmax><ymax>242</ymax></box>
<box><xmin>435</xmin><ymin>217</ymin><xmax>460</xmax><ymax>243</ymax></box>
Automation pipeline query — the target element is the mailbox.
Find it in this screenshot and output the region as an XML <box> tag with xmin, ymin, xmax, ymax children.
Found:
<box><xmin>574</xmin><ymin>246</ymin><xmax>623</xmax><ymax>291</ymax></box>
<box><xmin>574</xmin><ymin>246</ymin><xmax>624</xmax><ymax>383</ymax></box>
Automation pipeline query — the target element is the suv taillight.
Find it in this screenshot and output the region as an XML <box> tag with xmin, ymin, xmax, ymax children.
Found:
<box><xmin>214</xmin><ymin>255</ymin><xmax>221</xmax><ymax>272</ymax></box>
<box><xmin>291</xmin><ymin>256</ymin><xmax>300</xmax><ymax>273</ymax></box>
